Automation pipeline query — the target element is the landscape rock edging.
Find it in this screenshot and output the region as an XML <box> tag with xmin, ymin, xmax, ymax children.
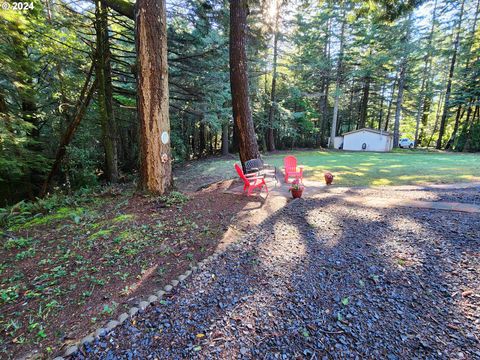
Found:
<box><xmin>60</xmin><ymin>198</ymin><xmax>298</xmax><ymax>358</ymax></box>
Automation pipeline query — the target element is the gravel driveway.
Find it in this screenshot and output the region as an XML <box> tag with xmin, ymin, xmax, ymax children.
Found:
<box><xmin>70</xmin><ymin>188</ymin><xmax>480</xmax><ymax>360</ymax></box>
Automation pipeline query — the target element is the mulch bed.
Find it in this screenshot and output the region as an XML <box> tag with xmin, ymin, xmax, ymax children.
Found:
<box><xmin>69</xmin><ymin>190</ymin><xmax>479</xmax><ymax>359</ymax></box>
<box><xmin>0</xmin><ymin>183</ymin><xmax>252</xmax><ymax>359</ymax></box>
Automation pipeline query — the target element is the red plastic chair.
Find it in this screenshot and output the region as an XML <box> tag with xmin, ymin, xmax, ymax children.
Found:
<box><xmin>235</xmin><ymin>164</ymin><xmax>268</xmax><ymax>196</ymax></box>
<box><xmin>284</xmin><ymin>156</ymin><xmax>303</xmax><ymax>183</ymax></box>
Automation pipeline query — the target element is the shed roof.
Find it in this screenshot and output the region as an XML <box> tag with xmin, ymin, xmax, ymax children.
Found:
<box><xmin>343</xmin><ymin>128</ymin><xmax>392</xmax><ymax>137</ymax></box>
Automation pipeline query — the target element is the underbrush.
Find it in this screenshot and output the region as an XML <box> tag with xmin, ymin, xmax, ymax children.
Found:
<box><xmin>0</xmin><ymin>184</ymin><xmax>243</xmax><ymax>358</ymax></box>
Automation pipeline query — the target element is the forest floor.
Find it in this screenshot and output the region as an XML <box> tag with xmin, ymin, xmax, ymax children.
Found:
<box><xmin>175</xmin><ymin>149</ymin><xmax>480</xmax><ymax>190</ymax></box>
<box><xmin>67</xmin><ymin>185</ymin><xmax>480</xmax><ymax>359</ymax></box>
<box><xmin>0</xmin><ymin>180</ymin><xmax>286</xmax><ymax>359</ymax></box>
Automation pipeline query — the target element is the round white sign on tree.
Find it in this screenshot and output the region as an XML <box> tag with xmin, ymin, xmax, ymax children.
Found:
<box><xmin>161</xmin><ymin>131</ymin><xmax>169</xmax><ymax>145</ymax></box>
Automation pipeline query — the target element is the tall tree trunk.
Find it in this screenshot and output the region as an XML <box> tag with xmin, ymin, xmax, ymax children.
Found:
<box><xmin>199</xmin><ymin>121</ymin><xmax>206</xmax><ymax>156</ymax></box>
<box><xmin>463</xmin><ymin>103</ymin><xmax>477</xmax><ymax>152</ymax></box>
<box><xmin>414</xmin><ymin>76</ymin><xmax>428</xmax><ymax>147</ymax></box>
<box><xmin>316</xmin><ymin>79</ymin><xmax>326</xmax><ymax>147</ymax></box>
<box><xmin>384</xmin><ymin>75</ymin><xmax>398</xmax><ymax>131</ymax></box>
<box><xmin>221</xmin><ymin>122</ymin><xmax>229</xmax><ymax>155</ymax></box>
<box><xmin>436</xmin><ymin>0</ymin><xmax>465</xmax><ymax>149</ymax></box>
<box><xmin>445</xmin><ymin>105</ymin><xmax>463</xmax><ymax>149</ymax></box>
<box><xmin>414</xmin><ymin>0</ymin><xmax>437</xmax><ymax>148</ymax></box>
<box><xmin>393</xmin><ymin>15</ymin><xmax>412</xmax><ymax>148</ymax></box>
<box><xmin>418</xmin><ymin>94</ymin><xmax>431</xmax><ymax>146</ymax></box>
<box><xmin>263</xmin><ymin>66</ymin><xmax>270</xmax><ymax>151</ymax></box>
<box><xmin>329</xmin><ymin>8</ymin><xmax>346</xmax><ymax>149</ymax></box>
<box><xmin>267</xmin><ymin>1</ymin><xmax>281</xmax><ymax>152</ymax></box>
<box><xmin>320</xmin><ymin>80</ymin><xmax>330</xmax><ymax>144</ymax></box>
<box><xmin>393</xmin><ymin>65</ymin><xmax>406</xmax><ymax>148</ymax></box>
<box><xmin>208</xmin><ymin>126</ymin><xmax>214</xmax><ymax>154</ymax></box>
<box><xmin>358</xmin><ymin>77</ymin><xmax>370</xmax><ymax>129</ymax></box>
<box><xmin>378</xmin><ymin>83</ymin><xmax>385</xmax><ymax>130</ymax></box>
<box><xmin>428</xmin><ymin>91</ymin><xmax>445</xmax><ymax>147</ymax></box>
<box><xmin>232</xmin><ymin>121</ymin><xmax>240</xmax><ymax>153</ymax></box>
<box><xmin>229</xmin><ymin>0</ymin><xmax>260</xmax><ymax>164</ymax></box>
<box><xmin>348</xmin><ymin>79</ymin><xmax>355</xmax><ymax>132</ymax></box>
<box><xmin>136</xmin><ymin>0</ymin><xmax>172</xmax><ymax>194</ymax></box>
<box><xmin>95</xmin><ymin>0</ymin><xmax>118</xmax><ymax>182</ymax></box>
<box><xmin>318</xmin><ymin>18</ymin><xmax>331</xmax><ymax>147</ymax></box>
<box><xmin>460</xmin><ymin>0</ymin><xmax>480</xmax><ymax>151</ymax></box>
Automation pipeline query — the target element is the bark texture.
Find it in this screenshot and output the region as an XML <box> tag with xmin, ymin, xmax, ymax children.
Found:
<box><xmin>136</xmin><ymin>0</ymin><xmax>172</xmax><ymax>194</ymax></box>
<box><xmin>229</xmin><ymin>0</ymin><xmax>260</xmax><ymax>164</ymax></box>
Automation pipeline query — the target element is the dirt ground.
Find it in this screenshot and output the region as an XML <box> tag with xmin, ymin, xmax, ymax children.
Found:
<box><xmin>1</xmin><ymin>180</ymin><xmax>283</xmax><ymax>359</ymax></box>
<box><xmin>68</xmin><ymin>186</ymin><xmax>479</xmax><ymax>359</ymax></box>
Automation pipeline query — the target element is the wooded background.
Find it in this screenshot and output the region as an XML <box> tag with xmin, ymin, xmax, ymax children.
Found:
<box><xmin>1</xmin><ymin>0</ymin><xmax>479</xmax><ymax>203</ymax></box>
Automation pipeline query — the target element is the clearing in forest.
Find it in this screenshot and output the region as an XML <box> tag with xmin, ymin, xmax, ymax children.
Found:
<box><xmin>175</xmin><ymin>150</ymin><xmax>480</xmax><ymax>191</ymax></box>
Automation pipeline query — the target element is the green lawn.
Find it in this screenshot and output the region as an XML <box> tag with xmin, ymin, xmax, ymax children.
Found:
<box><xmin>175</xmin><ymin>150</ymin><xmax>480</xmax><ymax>189</ymax></box>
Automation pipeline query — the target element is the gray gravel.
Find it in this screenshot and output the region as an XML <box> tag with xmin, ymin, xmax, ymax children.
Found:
<box><xmin>334</xmin><ymin>184</ymin><xmax>480</xmax><ymax>205</ymax></box>
<box><xmin>70</xmin><ymin>189</ymin><xmax>480</xmax><ymax>360</ymax></box>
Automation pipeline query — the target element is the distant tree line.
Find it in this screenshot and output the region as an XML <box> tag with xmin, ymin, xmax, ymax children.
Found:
<box><xmin>0</xmin><ymin>0</ymin><xmax>478</xmax><ymax>204</ymax></box>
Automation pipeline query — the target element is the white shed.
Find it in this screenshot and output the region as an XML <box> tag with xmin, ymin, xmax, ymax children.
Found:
<box><xmin>337</xmin><ymin>128</ymin><xmax>393</xmax><ymax>152</ymax></box>
<box><xmin>328</xmin><ymin>136</ymin><xmax>345</xmax><ymax>149</ymax></box>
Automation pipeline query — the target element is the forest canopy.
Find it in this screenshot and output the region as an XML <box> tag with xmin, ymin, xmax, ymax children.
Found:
<box><xmin>0</xmin><ymin>0</ymin><xmax>479</xmax><ymax>204</ymax></box>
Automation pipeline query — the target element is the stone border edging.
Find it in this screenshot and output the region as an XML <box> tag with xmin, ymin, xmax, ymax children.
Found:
<box><xmin>55</xmin><ymin>198</ymin><xmax>298</xmax><ymax>359</ymax></box>
<box><xmin>54</xmin><ymin>261</ymin><xmax>202</xmax><ymax>359</ymax></box>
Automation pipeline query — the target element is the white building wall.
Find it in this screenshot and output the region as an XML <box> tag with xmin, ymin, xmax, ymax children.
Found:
<box><xmin>343</xmin><ymin>130</ymin><xmax>393</xmax><ymax>152</ymax></box>
<box><xmin>327</xmin><ymin>136</ymin><xmax>344</xmax><ymax>149</ymax></box>
<box><xmin>333</xmin><ymin>136</ymin><xmax>344</xmax><ymax>149</ymax></box>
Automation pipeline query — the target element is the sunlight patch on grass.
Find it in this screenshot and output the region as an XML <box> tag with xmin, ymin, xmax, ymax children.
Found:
<box><xmin>345</xmin><ymin>171</ymin><xmax>365</xmax><ymax>177</ymax></box>
<box><xmin>176</xmin><ymin>150</ymin><xmax>480</xmax><ymax>188</ymax></box>
<box><xmin>372</xmin><ymin>178</ymin><xmax>393</xmax><ymax>186</ymax></box>
<box><xmin>458</xmin><ymin>174</ymin><xmax>479</xmax><ymax>180</ymax></box>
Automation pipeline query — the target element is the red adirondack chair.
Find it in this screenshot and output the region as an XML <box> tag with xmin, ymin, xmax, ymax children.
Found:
<box><xmin>235</xmin><ymin>163</ymin><xmax>268</xmax><ymax>196</ymax></box>
<box><xmin>284</xmin><ymin>156</ymin><xmax>303</xmax><ymax>183</ymax></box>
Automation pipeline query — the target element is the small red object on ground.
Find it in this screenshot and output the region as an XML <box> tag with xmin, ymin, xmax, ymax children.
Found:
<box><xmin>324</xmin><ymin>172</ymin><xmax>334</xmax><ymax>185</ymax></box>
